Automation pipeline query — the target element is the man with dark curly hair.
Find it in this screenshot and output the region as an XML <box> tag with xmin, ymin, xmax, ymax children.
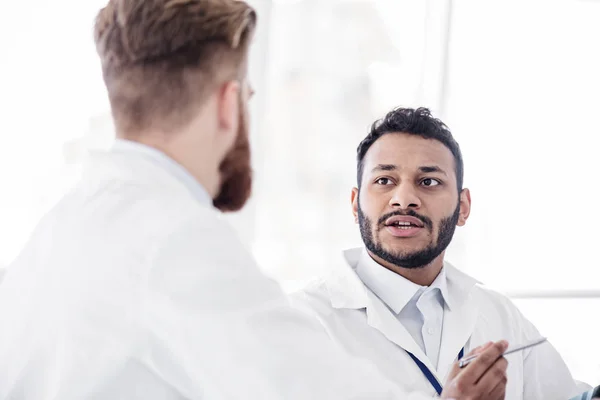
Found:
<box><xmin>292</xmin><ymin>107</ymin><xmax>592</xmax><ymax>399</ymax></box>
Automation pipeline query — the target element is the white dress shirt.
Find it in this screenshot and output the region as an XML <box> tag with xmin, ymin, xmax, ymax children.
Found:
<box><xmin>355</xmin><ymin>250</ymin><xmax>449</xmax><ymax>369</ymax></box>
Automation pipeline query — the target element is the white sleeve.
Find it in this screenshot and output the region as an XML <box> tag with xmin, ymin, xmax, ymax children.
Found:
<box><xmin>140</xmin><ymin>216</ymin><xmax>430</xmax><ymax>400</ymax></box>
<box><xmin>515</xmin><ymin>306</ymin><xmax>587</xmax><ymax>400</ymax></box>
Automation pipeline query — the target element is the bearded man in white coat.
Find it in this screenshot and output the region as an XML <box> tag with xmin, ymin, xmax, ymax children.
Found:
<box><xmin>291</xmin><ymin>107</ymin><xmax>590</xmax><ymax>400</ymax></box>
<box><xmin>0</xmin><ymin>2</ymin><xmax>508</xmax><ymax>399</ymax></box>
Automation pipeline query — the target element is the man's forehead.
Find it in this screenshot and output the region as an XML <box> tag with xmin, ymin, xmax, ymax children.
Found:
<box><xmin>364</xmin><ymin>133</ymin><xmax>456</xmax><ymax>172</ymax></box>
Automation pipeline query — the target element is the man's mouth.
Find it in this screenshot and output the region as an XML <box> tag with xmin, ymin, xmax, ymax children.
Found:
<box><xmin>383</xmin><ymin>215</ymin><xmax>426</xmax><ymax>237</ymax></box>
<box><xmin>387</xmin><ymin>221</ymin><xmax>419</xmax><ymax>229</ymax></box>
<box><xmin>384</xmin><ymin>215</ymin><xmax>425</xmax><ymax>228</ymax></box>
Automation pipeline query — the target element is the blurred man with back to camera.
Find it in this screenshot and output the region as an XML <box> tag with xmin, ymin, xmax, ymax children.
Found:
<box><xmin>291</xmin><ymin>107</ymin><xmax>593</xmax><ymax>399</ymax></box>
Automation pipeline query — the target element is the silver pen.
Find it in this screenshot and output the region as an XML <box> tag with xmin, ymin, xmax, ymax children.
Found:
<box><xmin>458</xmin><ymin>337</ymin><xmax>547</xmax><ymax>368</ymax></box>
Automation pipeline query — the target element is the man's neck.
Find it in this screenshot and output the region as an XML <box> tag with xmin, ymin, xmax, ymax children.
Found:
<box><xmin>120</xmin><ymin>133</ymin><xmax>221</xmax><ymax>198</ymax></box>
<box><xmin>367</xmin><ymin>251</ymin><xmax>445</xmax><ymax>286</ymax></box>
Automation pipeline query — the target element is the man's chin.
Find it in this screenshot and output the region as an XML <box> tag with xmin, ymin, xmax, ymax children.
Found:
<box><xmin>376</xmin><ymin>242</ymin><xmax>433</xmax><ymax>259</ymax></box>
<box><xmin>212</xmin><ymin>172</ymin><xmax>252</xmax><ymax>212</ymax></box>
<box><xmin>382</xmin><ymin>249</ymin><xmax>425</xmax><ymax>261</ymax></box>
<box><xmin>380</xmin><ymin>237</ymin><xmax>431</xmax><ymax>253</ymax></box>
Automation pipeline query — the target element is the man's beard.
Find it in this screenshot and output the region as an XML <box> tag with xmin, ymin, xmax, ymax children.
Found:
<box><xmin>212</xmin><ymin>105</ymin><xmax>252</xmax><ymax>212</ymax></box>
<box><xmin>357</xmin><ymin>199</ymin><xmax>460</xmax><ymax>269</ymax></box>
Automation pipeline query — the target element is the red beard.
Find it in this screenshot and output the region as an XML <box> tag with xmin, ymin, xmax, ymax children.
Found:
<box><xmin>212</xmin><ymin>107</ymin><xmax>252</xmax><ymax>212</ymax></box>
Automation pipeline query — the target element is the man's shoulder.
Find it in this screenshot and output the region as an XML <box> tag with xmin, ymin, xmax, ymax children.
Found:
<box><xmin>146</xmin><ymin>205</ymin><xmax>257</xmax><ymax>284</ymax></box>
<box><xmin>287</xmin><ymin>278</ymin><xmax>358</xmax><ymax>320</ymax></box>
<box><xmin>70</xmin><ymin>172</ymin><xmax>219</xmax><ymax>230</ymax></box>
<box><xmin>81</xmin><ymin>148</ymin><xmax>213</xmax><ymax>216</ymax></box>
<box><xmin>444</xmin><ymin>264</ymin><xmax>519</xmax><ymax>312</ymax></box>
<box><xmin>468</xmin><ymin>281</ymin><xmax>536</xmax><ymax>333</ymax></box>
<box><xmin>21</xmin><ymin>180</ymin><xmax>226</xmax><ymax>281</ymax></box>
<box><xmin>290</xmin><ymin>279</ymin><xmax>329</xmax><ymax>299</ymax></box>
<box><xmin>471</xmin><ymin>282</ymin><xmax>511</xmax><ymax>302</ymax></box>
<box><xmin>289</xmin><ymin>280</ymin><xmax>332</xmax><ymax>307</ymax></box>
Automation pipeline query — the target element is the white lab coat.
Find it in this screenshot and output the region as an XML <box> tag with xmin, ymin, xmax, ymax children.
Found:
<box><xmin>0</xmin><ymin>148</ymin><xmax>419</xmax><ymax>399</ymax></box>
<box><xmin>290</xmin><ymin>248</ymin><xmax>586</xmax><ymax>400</ymax></box>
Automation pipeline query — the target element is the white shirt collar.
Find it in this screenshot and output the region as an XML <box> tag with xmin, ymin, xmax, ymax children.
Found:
<box><xmin>111</xmin><ymin>139</ymin><xmax>212</xmax><ymax>206</ymax></box>
<box><xmin>326</xmin><ymin>247</ymin><xmax>479</xmax><ymax>311</ymax></box>
<box><xmin>355</xmin><ymin>249</ymin><xmax>453</xmax><ymax>313</ymax></box>
<box><xmin>430</xmin><ymin>266</ymin><xmax>452</xmax><ymax>310</ymax></box>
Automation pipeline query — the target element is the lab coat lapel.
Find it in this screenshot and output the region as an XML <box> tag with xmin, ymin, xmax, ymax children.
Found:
<box><xmin>364</xmin><ymin>290</ymin><xmax>439</xmax><ymax>378</ymax></box>
<box><xmin>436</xmin><ymin>266</ymin><xmax>480</xmax><ymax>382</ymax></box>
<box><xmin>327</xmin><ymin>248</ymin><xmax>440</xmax><ymax>382</ymax></box>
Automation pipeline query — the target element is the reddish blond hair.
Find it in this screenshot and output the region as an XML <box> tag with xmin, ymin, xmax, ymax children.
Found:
<box><xmin>94</xmin><ymin>0</ymin><xmax>256</xmax><ymax>134</ymax></box>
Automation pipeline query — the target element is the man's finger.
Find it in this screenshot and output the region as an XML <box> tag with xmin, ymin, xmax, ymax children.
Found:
<box><xmin>475</xmin><ymin>357</ymin><xmax>508</xmax><ymax>392</ymax></box>
<box><xmin>458</xmin><ymin>341</ymin><xmax>508</xmax><ymax>385</ymax></box>
<box><xmin>446</xmin><ymin>341</ymin><xmax>495</xmax><ymax>384</ymax></box>
<box><xmin>465</xmin><ymin>341</ymin><xmax>493</xmax><ymax>357</ymax></box>
<box><xmin>487</xmin><ymin>375</ymin><xmax>508</xmax><ymax>400</ymax></box>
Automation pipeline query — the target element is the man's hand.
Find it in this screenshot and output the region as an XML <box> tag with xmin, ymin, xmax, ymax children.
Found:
<box><xmin>440</xmin><ymin>341</ymin><xmax>509</xmax><ymax>400</ymax></box>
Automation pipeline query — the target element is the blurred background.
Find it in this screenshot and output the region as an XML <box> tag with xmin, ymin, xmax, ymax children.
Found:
<box><xmin>1</xmin><ymin>0</ymin><xmax>599</xmax><ymax>385</ymax></box>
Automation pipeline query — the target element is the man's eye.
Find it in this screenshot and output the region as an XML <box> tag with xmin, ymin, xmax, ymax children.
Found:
<box><xmin>375</xmin><ymin>178</ymin><xmax>393</xmax><ymax>185</ymax></box>
<box><xmin>421</xmin><ymin>178</ymin><xmax>440</xmax><ymax>187</ymax></box>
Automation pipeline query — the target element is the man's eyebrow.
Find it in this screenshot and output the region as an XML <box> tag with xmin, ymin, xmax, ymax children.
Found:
<box><xmin>371</xmin><ymin>164</ymin><xmax>397</xmax><ymax>173</ymax></box>
<box><xmin>419</xmin><ymin>165</ymin><xmax>447</xmax><ymax>176</ymax></box>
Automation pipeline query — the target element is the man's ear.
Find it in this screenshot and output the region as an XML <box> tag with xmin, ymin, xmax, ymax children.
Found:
<box><xmin>457</xmin><ymin>188</ymin><xmax>471</xmax><ymax>226</ymax></box>
<box><xmin>351</xmin><ymin>187</ymin><xmax>359</xmax><ymax>224</ymax></box>
<box><xmin>217</xmin><ymin>80</ymin><xmax>241</xmax><ymax>139</ymax></box>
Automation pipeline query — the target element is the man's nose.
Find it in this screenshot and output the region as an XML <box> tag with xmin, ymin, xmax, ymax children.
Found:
<box><xmin>388</xmin><ymin>183</ymin><xmax>421</xmax><ymax>210</ymax></box>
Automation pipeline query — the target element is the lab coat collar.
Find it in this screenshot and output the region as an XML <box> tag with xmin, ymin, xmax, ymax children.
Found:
<box><xmin>110</xmin><ymin>139</ymin><xmax>212</xmax><ymax>206</ymax></box>
<box><xmin>83</xmin><ymin>139</ymin><xmax>212</xmax><ymax>207</ymax></box>
<box><xmin>327</xmin><ymin>247</ymin><xmax>479</xmax><ymax>311</ymax></box>
<box><xmin>354</xmin><ymin>250</ymin><xmax>422</xmax><ymax>315</ymax></box>
<box><xmin>325</xmin><ymin>247</ymin><xmax>481</xmax><ymax>380</ymax></box>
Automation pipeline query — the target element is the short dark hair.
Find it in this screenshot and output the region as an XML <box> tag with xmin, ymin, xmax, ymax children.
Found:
<box><xmin>356</xmin><ymin>107</ymin><xmax>464</xmax><ymax>191</ymax></box>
